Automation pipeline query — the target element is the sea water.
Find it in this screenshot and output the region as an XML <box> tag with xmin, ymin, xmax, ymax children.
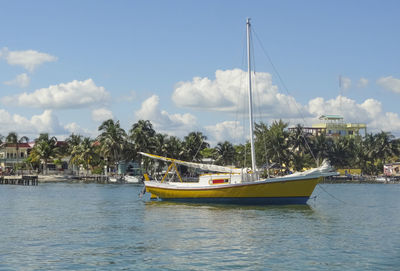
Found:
<box><xmin>0</xmin><ymin>183</ymin><xmax>399</xmax><ymax>270</ymax></box>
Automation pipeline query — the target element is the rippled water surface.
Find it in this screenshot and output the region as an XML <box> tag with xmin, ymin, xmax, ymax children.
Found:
<box><xmin>0</xmin><ymin>183</ymin><xmax>399</xmax><ymax>270</ymax></box>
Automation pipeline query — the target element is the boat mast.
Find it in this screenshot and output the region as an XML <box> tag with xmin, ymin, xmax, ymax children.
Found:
<box><xmin>246</xmin><ymin>18</ymin><xmax>256</xmax><ymax>172</ymax></box>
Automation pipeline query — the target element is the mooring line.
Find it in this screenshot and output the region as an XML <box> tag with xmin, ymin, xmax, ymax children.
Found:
<box><xmin>317</xmin><ymin>184</ymin><xmax>348</xmax><ymax>205</ymax></box>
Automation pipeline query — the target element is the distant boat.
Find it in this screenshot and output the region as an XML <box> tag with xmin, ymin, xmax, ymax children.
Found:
<box><xmin>108</xmin><ymin>176</ymin><xmax>123</xmax><ymax>183</ymax></box>
<box><xmin>124</xmin><ymin>174</ymin><xmax>142</xmax><ymax>184</ymax></box>
<box><xmin>124</xmin><ymin>165</ymin><xmax>143</xmax><ymax>184</ymax></box>
<box><xmin>141</xmin><ymin>19</ymin><xmax>337</xmax><ymax>204</ymax></box>
<box><xmin>375</xmin><ymin>176</ymin><xmax>387</xmax><ymax>183</ymax></box>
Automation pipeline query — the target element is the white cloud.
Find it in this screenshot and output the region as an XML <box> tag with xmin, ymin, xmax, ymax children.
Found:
<box><xmin>357</xmin><ymin>77</ymin><xmax>369</xmax><ymax>88</ymax></box>
<box><xmin>377</xmin><ymin>76</ymin><xmax>400</xmax><ymax>94</ymax></box>
<box><xmin>3</xmin><ymin>73</ymin><xmax>30</xmax><ymax>88</ymax></box>
<box><xmin>340</xmin><ymin>76</ymin><xmax>351</xmax><ymax>90</ymax></box>
<box><xmin>2</xmin><ymin>78</ymin><xmax>110</xmax><ymax>109</ymax></box>
<box><xmin>91</xmin><ymin>108</ymin><xmax>114</xmax><ymax>122</ymax></box>
<box><xmin>205</xmin><ymin>121</ymin><xmax>245</xmax><ymax>145</ymax></box>
<box><xmin>1</xmin><ymin>47</ymin><xmax>57</xmax><ymax>72</ymax></box>
<box><xmin>116</xmin><ymin>90</ymin><xmax>137</xmax><ymax>103</ymax></box>
<box><xmin>172</xmin><ymin>69</ymin><xmax>305</xmax><ymax>118</ymax></box>
<box><xmin>0</xmin><ymin>109</ymin><xmax>66</xmax><ymax>137</ymax></box>
<box><xmin>119</xmin><ymin>90</ymin><xmax>136</xmax><ymax>102</ymax></box>
<box><xmin>0</xmin><ymin>109</ymin><xmax>99</xmax><ymax>139</ymax></box>
<box><xmin>135</xmin><ymin>95</ymin><xmax>197</xmax><ymax>137</ymax></box>
<box><xmin>307</xmin><ymin>95</ymin><xmax>400</xmax><ymax>134</ymax></box>
<box><xmin>31</xmin><ymin>110</ymin><xmax>64</xmax><ymax>133</ymax></box>
<box><xmin>64</xmin><ymin>122</ymin><xmax>97</xmax><ymax>138</ymax></box>
<box><xmin>171</xmin><ymin>69</ymin><xmax>400</xmax><ymax>138</ymax></box>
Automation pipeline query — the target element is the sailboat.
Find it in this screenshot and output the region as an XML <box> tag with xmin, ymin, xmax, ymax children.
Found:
<box><xmin>141</xmin><ymin>19</ymin><xmax>337</xmax><ymax>204</ymax></box>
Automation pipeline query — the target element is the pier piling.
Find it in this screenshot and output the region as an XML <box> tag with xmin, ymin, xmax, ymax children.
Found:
<box><xmin>0</xmin><ymin>175</ymin><xmax>38</xmax><ymax>186</ymax></box>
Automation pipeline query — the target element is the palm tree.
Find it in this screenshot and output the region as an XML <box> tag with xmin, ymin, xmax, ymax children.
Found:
<box><xmin>361</xmin><ymin>131</ymin><xmax>399</xmax><ymax>175</ymax></box>
<box><xmin>152</xmin><ymin>133</ymin><xmax>169</xmax><ymax>174</ymax></box>
<box><xmin>30</xmin><ymin>133</ymin><xmax>58</xmax><ymax>174</ymax></box>
<box><xmin>350</xmin><ymin>135</ymin><xmax>364</xmax><ymax>169</ymax></box>
<box><xmin>66</xmin><ymin>133</ymin><xmax>82</xmax><ymax>153</ymax></box>
<box><xmin>214</xmin><ymin>141</ymin><xmax>235</xmax><ymax>166</ymax></box>
<box><xmin>5</xmin><ymin>132</ymin><xmax>18</xmax><ymax>145</ymax></box>
<box><xmin>129</xmin><ymin>120</ymin><xmax>156</xmax><ymax>171</ymax></box>
<box><xmin>234</xmin><ymin>143</ymin><xmax>251</xmax><ymax>168</ymax></box>
<box><xmin>288</xmin><ymin>124</ymin><xmax>314</xmax><ymax>171</ymax></box>
<box><xmin>361</xmin><ymin>133</ymin><xmax>378</xmax><ymax>175</ymax></box>
<box><xmin>120</xmin><ymin>141</ymin><xmax>136</xmax><ymax>163</ymax></box>
<box><xmin>288</xmin><ymin>124</ymin><xmax>311</xmax><ymax>154</ymax></box>
<box><xmin>70</xmin><ymin>137</ymin><xmax>97</xmax><ymax>175</ymax></box>
<box><xmin>375</xmin><ymin>131</ymin><xmax>398</xmax><ymax>164</ymax></box>
<box><xmin>5</xmin><ymin>132</ymin><xmax>18</xmax><ymax>174</ymax></box>
<box><xmin>310</xmin><ymin>133</ymin><xmax>332</xmax><ymax>167</ymax></box>
<box><xmin>181</xmin><ymin>131</ymin><xmax>209</xmax><ymax>162</ymax></box>
<box><xmin>165</xmin><ymin>136</ymin><xmax>183</xmax><ymax>159</ymax></box>
<box><xmin>264</xmin><ymin>120</ymin><xmax>291</xmax><ymax>172</ymax></box>
<box><xmin>328</xmin><ymin>136</ymin><xmax>352</xmax><ymax>168</ymax></box>
<box><xmin>129</xmin><ymin>120</ymin><xmax>156</xmax><ymax>154</ymax></box>
<box><xmin>97</xmin><ymin>119</ymin><xmax>127</xmax><ymax>172</ymax></box>
<box><xmin>66</xmin><ymin>133</ymin><xmax>82</xmax><ymax>173</ymax></box>
<box><xmin>254</xmin><ymin>122</ymin><xmax>270</xmax><ymax>168</ymax></box>
<box><xmin>154</xmin><ymin>133</ymin><xmax>168</xmax><ymax>157</ymax></box>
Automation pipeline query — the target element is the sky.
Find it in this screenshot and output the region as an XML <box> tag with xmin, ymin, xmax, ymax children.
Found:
<box><xmin>1</xmin><ymin>0</ymin><xmax>400</xmax><ymax>145</ymax></box>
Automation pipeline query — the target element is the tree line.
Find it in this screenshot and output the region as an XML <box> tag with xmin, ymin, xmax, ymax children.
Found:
<box><xmin>1</xmin><ymin>119</ymin><xmax>399</xmax><ymax>176</ymax></box>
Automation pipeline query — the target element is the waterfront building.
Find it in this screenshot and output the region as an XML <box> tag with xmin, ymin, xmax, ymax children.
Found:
<box><xmin>0</xmin><ymin>143</ymin><xmax>31</xmax><ymax>173</ymax></box>
<box><xmin>384</xmin><ymin>162</ymin><xmax>400</xmax><ymax>177</ymax></box>
<box><xmin>289</xmin><ymin>115</ymin><xmax>367</xmax><ymax>137</ymax></box>
<box><xmin>0</xmin><ymin>141</ymin><xmax>70</xmax><ymax>174</ymax></box>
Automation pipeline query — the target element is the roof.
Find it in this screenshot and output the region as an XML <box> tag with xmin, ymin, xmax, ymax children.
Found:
<box><xmin>56</xmin><ymin>141</ymin><xmax>67</xmax><ymax>146</ymax></box>
<box><xmin>319</xmin><ymin>115</ymin><xmax>344</xmax><ymax>120</ymax></box>
<box><xmin>0</xmin><ymin>142</ymin><xmax>31</xmax><ymax>148</ymax></box>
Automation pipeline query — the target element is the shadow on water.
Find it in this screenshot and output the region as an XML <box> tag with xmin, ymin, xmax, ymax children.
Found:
<box><xmin>145</xmin><ymin>199</ymin><xmax>314</xmax><ymax>213</ymax></box>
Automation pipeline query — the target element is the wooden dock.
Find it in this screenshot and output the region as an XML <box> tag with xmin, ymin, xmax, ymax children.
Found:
<box><xmin>0</xmin><ymin>175</ymin><xmax>38</xmax><ymax>186</ymax></box>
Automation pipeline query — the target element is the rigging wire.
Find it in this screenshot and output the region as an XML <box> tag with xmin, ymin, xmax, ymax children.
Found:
<box><xmin>234</xmin><ymin>27</ymin><xmax>250</xmax><ymax>168</ymax></box>
<box><xmin>249</xmin><ymin>30</ymin><xmax>271</xmax><ymax>173</ymax></box>
<box><xmin>252</xmin><ymin>27</ymin><xmax>318</xmax><ymax>163</ymax></box>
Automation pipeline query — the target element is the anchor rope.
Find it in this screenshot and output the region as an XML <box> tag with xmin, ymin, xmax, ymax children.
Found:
<box><xmin>317</xmin><ymin>184</ymin><xmax>348</xmax><ymax>205</ymax></box>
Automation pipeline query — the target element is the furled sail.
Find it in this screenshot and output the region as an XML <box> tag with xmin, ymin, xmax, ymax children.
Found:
<box><xmin>139</xmin><ymin>152</ymin><xmax>243</xmax><ymax>174</ymax></box>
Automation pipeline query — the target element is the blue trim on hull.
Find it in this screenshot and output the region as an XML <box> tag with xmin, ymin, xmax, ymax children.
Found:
<box><xmin>158</xmin><ymin>197</ymin><xmax>310</xmax><ymax>205</ymax></box>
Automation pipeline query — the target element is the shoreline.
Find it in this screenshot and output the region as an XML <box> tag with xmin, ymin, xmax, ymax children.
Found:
<box><xmin>3</xmin><ymin>174</ymin><xmax>398</xmax><ymax>184</ymax></box>
<box><xmin>36</xmin><ymin>175</ymin><xmax>399</xmax><ymax>184</ymax></box>
<box><xmin>322</xmin><ymin>176</ymin><xmax>400</xmax><ymax>184</ymax></box>
<box><xmin>37</xmin><ymin>174</ymin><xmax>109</xmax><ymax>183</ymax></box>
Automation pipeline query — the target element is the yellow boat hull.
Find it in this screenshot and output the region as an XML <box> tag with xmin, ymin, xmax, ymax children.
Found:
<box><xmin>145</xmin><ymin>177</ymin><xmax>321</xmax><ymax>205</ymax></box>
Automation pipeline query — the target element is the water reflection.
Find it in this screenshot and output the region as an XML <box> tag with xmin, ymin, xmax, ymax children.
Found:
<box><xmin>145</xmin><ymin>199</ymin><xmax>314</xmax><ymax>212</ymax></box>
<box><xmin>1</xmin><ymin>184</ymin><xmax>398</xmax><ymax>270</ymax></box>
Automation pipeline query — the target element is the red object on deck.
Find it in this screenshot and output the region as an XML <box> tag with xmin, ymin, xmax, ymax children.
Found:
<box><xmin>212</xmin><ymin>179</ymin><xmax>228</xmax><ymax>184</ymax></box>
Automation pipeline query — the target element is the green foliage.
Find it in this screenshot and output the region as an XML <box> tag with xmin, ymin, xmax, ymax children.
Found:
<box><xmin>181</xmin><ymin>131</ymin><xmax>209</xmax><ymax>162</ymax></box>
<box><xmin>214</xmin><ymin>141</ymin><xmax>235</xmax><ymax>166</ymax></box>
<box><xmin>29</xmin><ymin>133</ymin><xmax>58</xmax><ymax>174</ymax></box>
<box><xmin>200</xmin><ymin>148</ymin><xmax>216</xmax><ymax>159</ymax></box>
<box><xmin>97</xmin><ymin>119</ymin><xmax>127</xmax><ymax>170</ymax></box>
<box><xmin>91</xmin><ymin>166</ymin><xmax>104</xmax><ymax>175</ymax></box>
<box><xmin>7</xmin><ymin>119</ymin><xmax>400</xmax><ymax>176</ymax></box>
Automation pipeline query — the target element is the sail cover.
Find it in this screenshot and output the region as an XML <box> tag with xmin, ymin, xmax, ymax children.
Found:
<box><xmin>139</xmin><ymin>152</ymin><xmax>242</xmax><ymax>174</ymax></box>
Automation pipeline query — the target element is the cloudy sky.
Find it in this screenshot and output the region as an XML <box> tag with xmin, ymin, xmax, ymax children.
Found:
<box><xmin>1</xmin><ymin>1</ymin><xmax>400</xmax><ymax>145</ymax></box>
